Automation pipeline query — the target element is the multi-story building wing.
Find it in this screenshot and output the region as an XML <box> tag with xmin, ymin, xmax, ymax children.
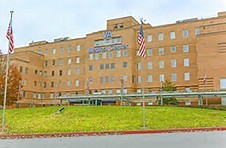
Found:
<box><xmin>10</xmin><ymin>11</ymin><xmax>226</xmax><ymax>106</ymax></box>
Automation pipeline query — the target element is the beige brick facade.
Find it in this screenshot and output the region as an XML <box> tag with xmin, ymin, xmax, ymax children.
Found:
<box><xmin>10</xmin><ymin>12</ymin><xmax>226</xmax><ymax>104</ymax></box>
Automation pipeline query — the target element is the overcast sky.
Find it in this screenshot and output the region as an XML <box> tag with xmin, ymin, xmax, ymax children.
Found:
<box><xmin>0</xmin><ymin>0</ymin><xmax>226</xmax><ymax>53</ymax></box>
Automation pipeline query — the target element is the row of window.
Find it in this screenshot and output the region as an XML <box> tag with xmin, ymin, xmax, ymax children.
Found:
<box><xmin>44</xmin><ymin>57</ymin><xmax>80</xmax><ymax>67</ymax></box>
<box><xmin>137</xmin><ymin>58</ymin><xmax>190</xmax><ymax>70</ymax></box>
<box><xmin>26</xmin><ymin>71</ymin><xmax>190</xmax><ymax>89</ymax></box>
<box><xmin>146</xmin><ymin>28</ymin><xmax>200</xmax><ymax>42</ymax></box>
<box><xmin>142</xmin><ymin>44</ymin><xmax>189</xmax><ymax>56</ymax></box>
<box><xmin>33</xmin><ymin>79</ymin><xmax>80</xmax><ymax>88</ymax></box>
<box><xmin>90</xmin><ymin>49</ymin><xmax>128</xmax><ymax>60</ymax></box>
<box><xmin>37</xmin><ymin>45</ymin><xmax>81</xmax><ymax>55</ymax></box>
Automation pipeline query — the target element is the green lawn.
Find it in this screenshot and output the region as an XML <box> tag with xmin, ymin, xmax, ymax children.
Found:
<box><xmin>0</xmin><ymin>106</ymin><xmax>226</xmax><ymax>134</ymax></box>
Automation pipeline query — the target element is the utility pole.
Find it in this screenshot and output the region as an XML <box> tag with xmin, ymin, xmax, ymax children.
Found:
<box><xmin>120</xmin><ymin>78</ymin><xmax>124</xmax><ymax>106</ymax></box>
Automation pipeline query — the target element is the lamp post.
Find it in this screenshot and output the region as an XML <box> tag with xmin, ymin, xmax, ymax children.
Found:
<box><xmin>120</xmin><ymin>78</ymin><xmax>124</xmax><ymax>106</ymax></box>
<box><xmin>160</xmin><ymin>80</ymin><xmax>163</xmax><ymax>105</ymax></box>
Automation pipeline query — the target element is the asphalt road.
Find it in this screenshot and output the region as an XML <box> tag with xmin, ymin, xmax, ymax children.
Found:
<box><xmin>0</xmin><ymin>131</ymin><xmax>226</xmax><ymax>148</ymax></box>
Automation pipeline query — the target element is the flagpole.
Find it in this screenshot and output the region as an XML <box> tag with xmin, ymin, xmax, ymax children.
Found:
<box><xmin>2</xmin><ymin>11</ymin><xmax>14</xmax><ymax>133</ymax></box>
<box><xmin>141</xmin><ymin>57</ymin><xmax>146</xmax><ymax>128</ymax></box>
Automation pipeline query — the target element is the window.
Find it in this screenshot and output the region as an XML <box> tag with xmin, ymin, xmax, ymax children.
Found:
<box><xmin>90</xmin><ymin>54</ymin><xmax>94</xmax><ymax>60</ymax></box>
<box><xmin>170</xmin><ymin>46</ymin><xmax>176</xmax><ymax>53</ymax></box>
<box><xmin>33</xmin><ymin>92</ymin><xmax>36</xmax><ymax>99</ymax></box>
<box><xmin>116</xmin><ymin>50</ymin><xmax>121</xmax><ymax>57</ymax></box>
<box><xmin>59</xmin><ymin>58</ymin><xmax>63</xmax><ymax>65</ymax></box>
<box><xmin>184</xmin><ymin>58</ymin><xmax>189</xmax><ymax>66</ymax></box>
<box><xmin>123</xmin><ymin>50</ymin><xmax>128</xmax><ymax>56</ymax></box>
<box><xmin>114</xmin><ymin>24</ymin><xmax>118</xmax><ymax>29</ymax></box>
<box><xmin>76</xmin><ymin>45</ymin><xmax>80</xmax><ymax>51</ymax></box>
<box><xmin>44</xmin><ymin>71</ymin><xmax>47</xmax><ymax>77</ymax></box>
<box><xmin>37</xmin><ymin>50</ymin><xmax>41</xmax><ymax>54</ymax></box>
<box><xmin>51</xmin><ymin>81</ymin><xmax>54</xmax><ymax>87</ymax></box>
<box><xmin>147</xmin><ymin>34</ymin><xmax>152</xmax><ymax>42</ymax></box>
<box><xmin>102</xmin><ymin>52</ymin><xmax>106</xmax><ymax>59</ymax></box>
<box><xmin>147</xmin><ymin>48</ymin><xmax>152</xmax><ymax>56</ymax></box>
<box><xmin>108</xmin><ymin>51</ymin><xmax>113</xmax><ymax>58</ymax></box>
<box><xmin>116</xmin><ymin>89</ymin><xmax>121</xmax><ymax>94</ymax></box>
<box><xmin>89</xmin><ymin>77</ymin><xmax>93</xmax><ymax>83</ymax></box>
<box><xmin>148</xmin><ymin>62</ymin><xmax>152</xmax><ymax>69</ymax></box>
<box><xmin>111</xmin><ymin>76</ymin><xmax>115</xmax><ymax>82</ymax></box>
<box><xmin>24</xmin><ymin>80</ymin><xmax>28</xmax><ymax>86</ymax></box>
<box><xmin>68</xmin><ymin>58</ymin><xmax>71</xmax><ymax>65</ymax></box>
<box><xmin>196</xmin><ymin>28</ymin><xmax>200</xmax><ymax>36</ymax></box>
<box><xmin>50</xmin><ymin>93</ymin><xmax>54</xmax><ymax>99</ymax></box>
<box><xmin>159</xmin><ymin>74</ymin><xmax>164</xmax><ymax>82</ymax></box>
<box><xmin>184</xmin><ymin>72</ymin><xmax>190</xmax><ymax>81</ymax></box>
<box><xmin>67</xmin><ymin>69</ymin><xmax>71</xmax><ymax>76</ymax></box>
<box><xmin>25</xmin><ymin>67</ymin><xmax>28</xmax><ymax>74</ymax></box>
<box><xmin>76</xmin><ymin>57</ymin><xmax>80</xmax><ymax>63</ymax></box>
<box><xmin>111</xmin><ymin>63</ymin><xmax>115</xmax><ymax>69</ymax></box>
<box><xmin>59</xmin><ymin>70</ymin><xmax>62</xmax><ymax>76</ymax></box>
<box><xmin>45</xmin><ymin>49</ymin><xmax>48</xmax><ymax>54</ymax></box>
<box><xmin>100</xmin><ymin>77</ymin><xmax>104</xmax><ymax>83</ymax></box>
<box><xmin>20</xmin><ymin>66</ymin><xmax>23</xmax><ymax>73</ymax></box>
<box><xmin>52</xmin><ymin>70</ymin><xmax>54</xmax><ymax>76</ymax></box>
<box><xmin>137</xmin><ymin>89</ymin><xmax>142</xmax><ymax>94</ymax></box>
<box><xmin>35</xmin><ymin>70</ymin><xmax>38</xmax><ymax>75</ymax></box>
<box><xmin>34</xmin><ymin>81</ymin><xmax>37</xmax><ymax>86</ymax></box>
<box><xmin>60</xmin><ymin>47</ymin><xmax>64</xmax><ymax>53</ymax></box>
<box><xmin>95</xmin><ymin>53</ymin><xmax>99</xmax><ymax>59</ymax></box>
<box><xmin>183</xmin><ymin>44</ymin><xmax>189</xmax><ymax>52</ymax></box>
<box><xmin>75</xmin><ymin>68</ymin><xmax>80</xmax><ymax>75</ymax></box>
<box><xmin>43</xmin><ymin>82</ymin><xmax>46</xmax><ymax>88</ymax></box>
<box><xmin>52</xmin><ymin>59</ymin><xmax>55</xmax><ymax>66</ymax></box>
<box><xmin>100</xmin><ymin>64</ymin><xmax>104</xmax><ymax>70</ymax></box>
<box><xmin>123</xmin><ymin>62</ymin><xmax>127</xmax><ymax>68</ymax></box>
<box><xmin>67</xmin><ymin>80</ymin><xmax>71</xmax><ymax>87</ymax></box>
<box><xmin>89</xmin><ymin>65</ymin><xmax>93</xmax><ymax>71</ymax></box>
<box><xmin>137</xmin><ymin>62</ymin><xmax>141</xmax><ymax>70</ymax></box>
<box><xmin>159</xmin><ymin>47</ymin><xmax>164</xmax><ymax>55</ymax></box>
<box><xmin>136</xmin><ymin>50</ymin><xmax>140</xmax><ymax>56</ymax></box>
<box><xmin>68</xmin><ymin>45</ymin><xmax>72</xmax><ymax>52</ymax></box>
<box><xmin>171</xmin><ymin>59</ymin><xmax>176</xmax><ymax>67</ymax></box>
<box><xmin>123</xmin><ymin>75</ymin><xmax>128</xmax><ymax>81</ymax></box>
<box><xmin>172</xmin><ymin>73</ymin><xmax>177</xmax><ymax>82</ymax></box>
<box><xmin>53</xmin><ymin>48</ymin><xmax>56</xmax><ymax>54</ymax></box>
<box><xmin>75</xmin><ymin>80</ymin><xmax>79</xmax><ymax>87</ymax></box>
<box><xmin>159</xmin><ymin>61</ymin><xmax>164</xmax><ymax>69</ymax></box>
<box><xmin>170</xmin><ymin>31</ymin><xmax>176</xmax><ymax>39</ymax></box>
<box><xmin>220</xmin><ymin>79</ymin><xmax>226</xmax><ymax>89</ymax></box>
<box><xmin>119</xmin><ymin>23</ymin><xmax>124</xmax><ymax>28</ymax></box>
<box><xmin>106</xmin><ymin>63</ymin><xmax>110</xmax><ymax>69</ymax></box>
<box><xmin>148</xmin><ymin>75</ymin><xmax>153</xmax><ymax>83</ymax></box>
<box><xmin>158</xmin><ymin>33</ymin><xmax>164</xmax><ymax>40</ymax></box>
<box><xmin>183</xmin><ymin>29</ymin><xmax>189</xmax><ymax>38</ymax></box>
<box><xmin>38</xmin><ymin>93</ymin><xmax>42</xmax><ymax>99</ymax></box>
<box><xmin>137</xmin><ymin>76</ymin><xmax>141</xmax><ymax>83</ymax></box>
<box><xmin>44</xmin><ymin>60</ymin><xmax>48</xmax><ymax>66</ymax></box>
<box><xmin>185</xmin><ymin>86</ymin><xmax>190</xmax><ymax>92</ymax></box>
<box><xmin>105</xmin><ymin>76</ymin><xmax>109</xmax><ymax>82</ymax></box>
<box><xmin>39</xmin><ymin>70</ymin><xmax>42</xmax><ymax>76</ymax></box>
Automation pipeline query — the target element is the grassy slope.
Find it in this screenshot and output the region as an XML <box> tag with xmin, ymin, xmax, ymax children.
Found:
<box><xmin>1</xmin><ymin>106</ymin><xmax>226</xmax><ymax>134</ymax></box>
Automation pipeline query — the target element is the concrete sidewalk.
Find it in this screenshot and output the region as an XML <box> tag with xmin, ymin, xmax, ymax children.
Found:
<box><xmin>0</xmin><ymin>127</ymin><xmax>226</xmax><ymax>139</ymax></box>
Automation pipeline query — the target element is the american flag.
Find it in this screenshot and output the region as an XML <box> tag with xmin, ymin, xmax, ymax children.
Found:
<box><xmin>137</xmin><ymin>23</ymin><xmax>146</xmax><ymax>58</ymax></box>
<box><xmin>6</xmin><ymin>16</ymin><xmax>14</xmax><ymax>54</ymax></box>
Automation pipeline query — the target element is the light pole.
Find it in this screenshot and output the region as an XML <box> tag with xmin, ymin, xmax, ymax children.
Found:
<box><xmin>120</xmin><ymin>78</ymin><xmax>124</xmax><ymax>106</ymax></box>
<box><xmin>160</xmin><ymin>80</ymin><xmax>163</xmax><ymax>105</ymax></box>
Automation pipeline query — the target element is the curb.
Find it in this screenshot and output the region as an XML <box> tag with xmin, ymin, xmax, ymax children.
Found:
<box><xmin>0</xmin><ymin>127</ymin><xmax>226</xmax><ymax>139</ymax></box>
